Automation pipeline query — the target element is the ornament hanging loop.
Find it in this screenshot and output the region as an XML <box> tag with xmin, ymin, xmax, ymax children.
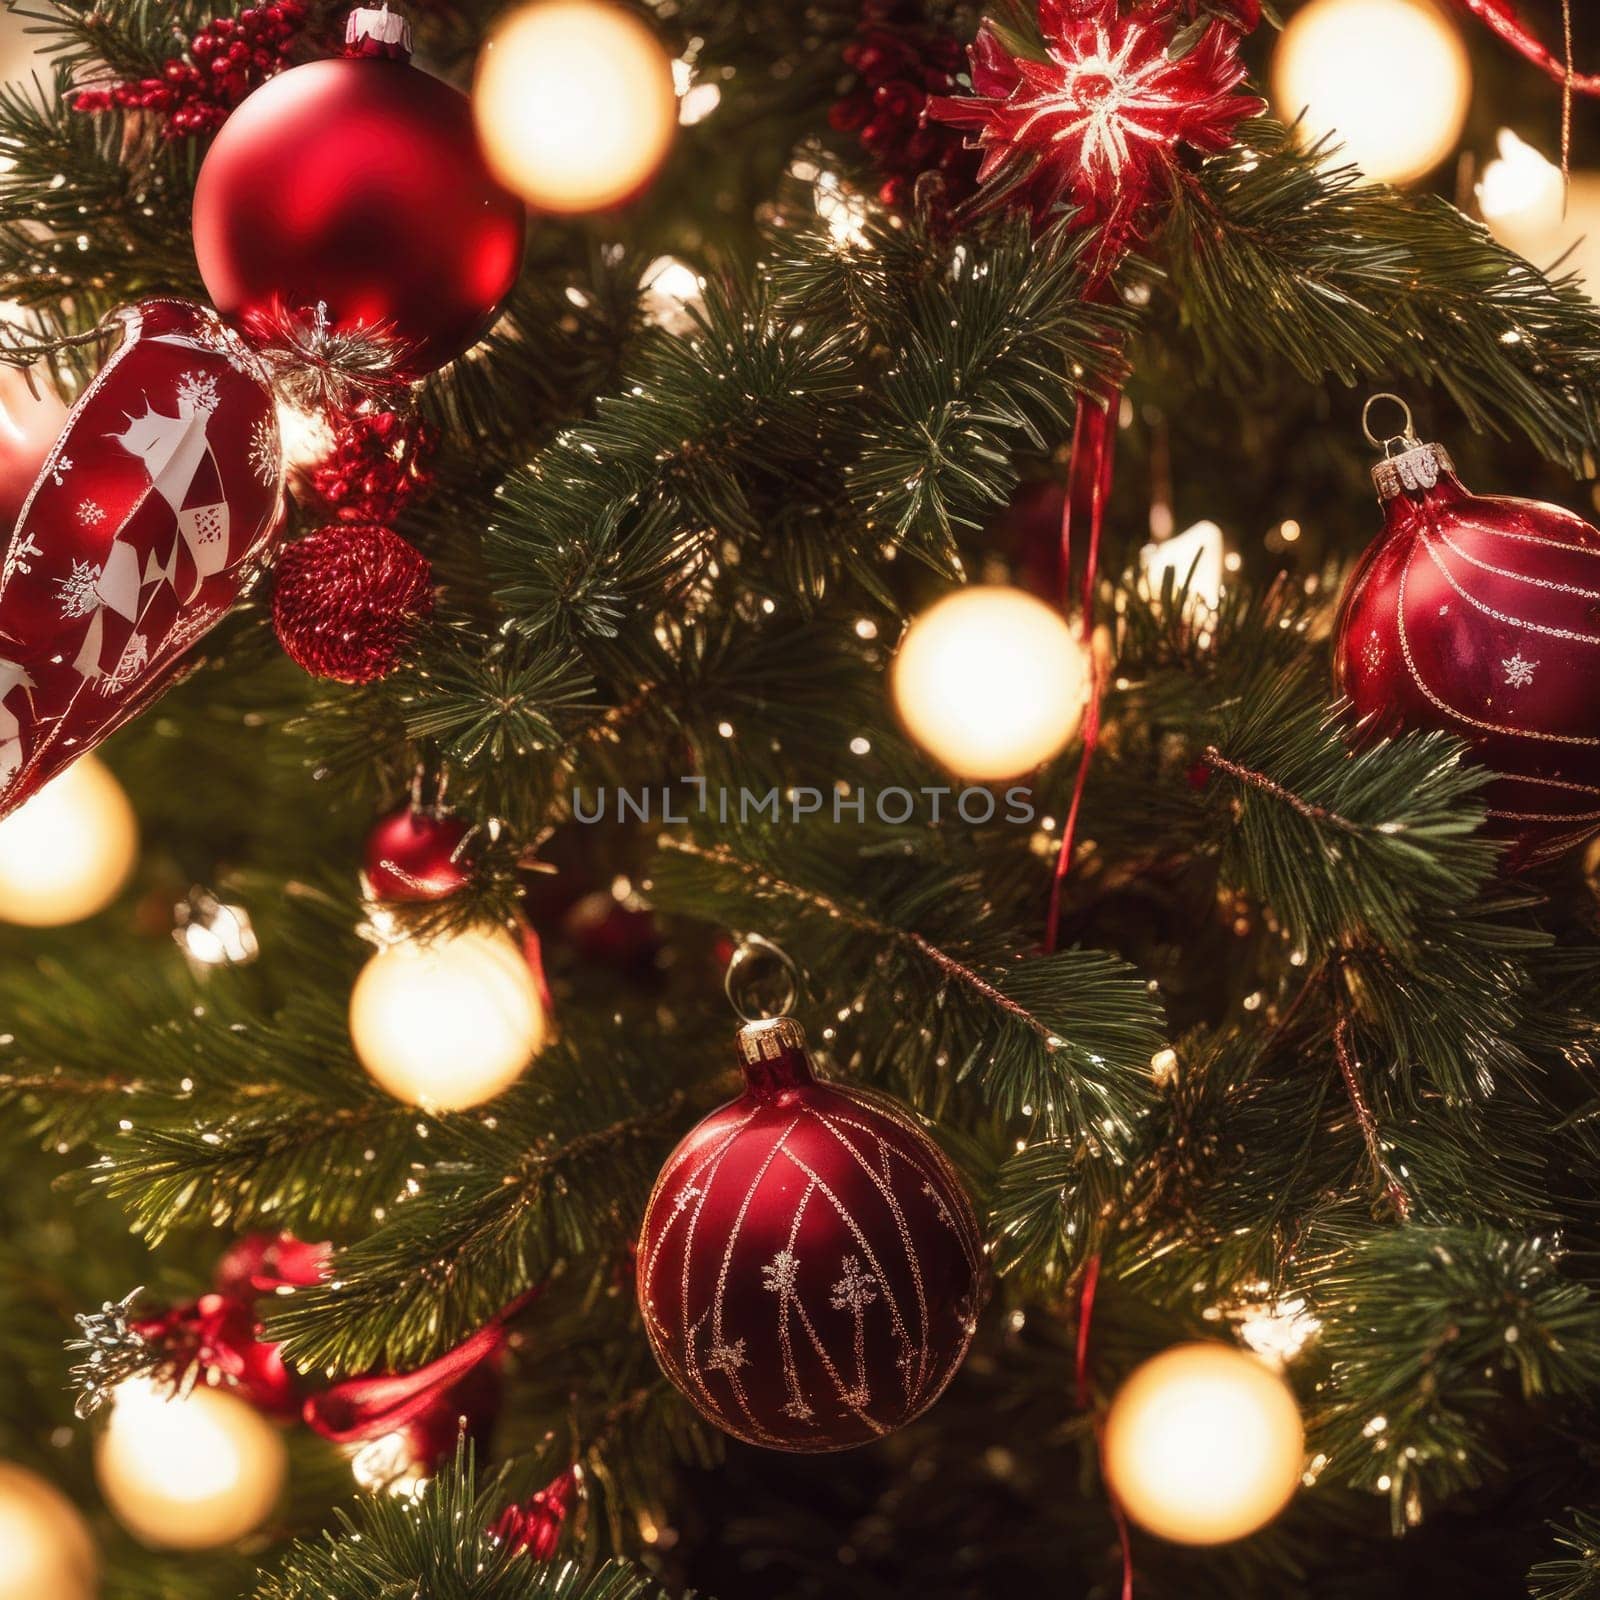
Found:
<box><xmin>1361</xmin><ymin>393</ymin><xmax>1420</xmax><ymax>455</ymax></box>
<box><xmin>724</xmin><ymin>934</ymin><xmax>800</xmax><ymax>1023</ymax></box>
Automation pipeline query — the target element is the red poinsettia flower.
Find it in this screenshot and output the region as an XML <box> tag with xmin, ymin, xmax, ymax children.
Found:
<box><xmin>930</xmin><ymin>0</ymin><xmax>1261</xmax><ymax>251</ymax></box>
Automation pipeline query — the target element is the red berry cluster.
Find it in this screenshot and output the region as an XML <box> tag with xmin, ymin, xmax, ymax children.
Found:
<box><xmin>310</xmin><ymin>409</ymin><xmax>440</xmax><ymax>527</ymax></box>
<box><xmin>829</xmin><ymin>1</ymin><xmax>981</xmax><ymax>219</ymax></box>
<box><xmin>272</xmin><ymin>523</ymin><xmax>434</xmax><ymax>685</ymax></box>
<box><xmin>72</xmin><ymin>3</ymin><xmax>308</xmax><ymax>138</ymax></box>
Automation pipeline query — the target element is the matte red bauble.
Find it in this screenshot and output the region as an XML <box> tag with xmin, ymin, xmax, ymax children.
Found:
<box><xmin>636</xmin><ymin>1017</ymin><xmax>986</xmax><ymax>1451</ymax></box>
<box><xmin>192</xmin><ymin>9</ymin><xmax>527</xmax><ymax>378</ymax></box>
<box><xmin>363</xmin><ymin>805</ymin><xmax>473</xmax><ymax>902</ymax></box>
<box><xmin>0</xmin><ymin>300</ymin><xmax>284</xmax><ymax>821</ymax></box>
<box><xmin>1334</xmin><ymin>435</ymin><xmax>1600</xmax><ymax>863</ymax></box>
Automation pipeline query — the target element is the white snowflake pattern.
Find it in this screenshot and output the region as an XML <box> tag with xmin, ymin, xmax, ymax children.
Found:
<box><xmin>176</xmin><ymin>370</ymin><xmax>221</xmax><ymax>415</ymax></box>
<box><xmin>50</xmin><ymin>455</ymin><xmax>73</xmax><ymax>486</ymax></box>
<box><xmin>56</xmin><ymin>559</ymin><xmax>102</xmax><ymax>620</ymax></box>
<box><xmin>77</xmin><ymin>500</ymin><xmax>106</xmax><ymax>528</ymax></box>
<box><xmin>779</xmin><ymin>1397</ymin><xmax>815</xmax><ymax>1422</ymax></box>
<box><xmin>829</xmin><ymin>1257</ymin><xmax>879</xmax><ymax>1314</ymax></box>
<box><xmin>1503</xmin><ymin>652</ymin><xmax>1538</xmax><ymax>690</ymax></box>
<box><xmin>249</xmin><ymin>413</ymin><xmax>282</xmax><ymax>489</ymax></box>
<box><xmin>761</xmin><ymin>1249</ymin><xmax>799</xmax><ymax>1296</ymax></box>
<box><xmin>4</xmin><ymin>530</ymin><xmax>43</xmax><ymax>583</ymax></box>
<box><xmin>672</xmin><ymin>1184</ymin><xmax>702</xmax><ymax>1214</ymax></box>
<box><xmin>100</xmin><ymin>632</ymin><xmax>148</xmax><ymax>696</ymax></box>
<box><xmin>705</xmin><ymin>1339</ymin><xmax>748</xmax><ymax>1376</ymax></box>
<box><xmin>1361</xmin><ymin>629</ymin><xmax>1383</xmax><ymax>675</ymax></box>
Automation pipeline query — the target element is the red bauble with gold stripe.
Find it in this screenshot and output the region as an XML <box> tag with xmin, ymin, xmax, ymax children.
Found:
<box><xmin>636</xmin><ymin>1018</ymin><xmax>985</xmax><ymax>1452</ymax></box>
<box><xmin>1334</xmin><ymin>440</ymin><xmax>1600</xmax><ymax>863</ymax></box>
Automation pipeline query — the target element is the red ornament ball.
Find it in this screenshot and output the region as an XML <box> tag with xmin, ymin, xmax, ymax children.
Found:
<box><xmin>192</xmin><ymin>22</ymin><xmax>527</xmax><ymax>377</ymax></box>
<box><xmin>636</xmin><ymin>1018</ymin><xmax>986</xmax><ymax>1452</ymax></box>
<box><xmin>363</xmin><ymin>805</ymin><xmax>473</xmax><ymax>903</ymax></box>
<box><xmin>1334</xmin><ymin>439</ymin><xmax>1600</xmax><ymax>864</ymax></box>
<box><xmin>272</xmin><ymin>523</ymin><xmax>432</xmax><ymax>684</ymax></box>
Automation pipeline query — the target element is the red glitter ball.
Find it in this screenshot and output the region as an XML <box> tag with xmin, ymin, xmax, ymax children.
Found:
<box><xmin>272</xmin><ymin>523</ymin><xmax>432</xmax><ymax>684</ymax></box>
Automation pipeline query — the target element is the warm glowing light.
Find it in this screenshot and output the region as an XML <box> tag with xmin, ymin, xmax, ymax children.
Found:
<box><xmin>1478</xmin><ymin>129</ymin><xmax>1565</xmax><ymax>236</ymax></box>
<box><xmin>639</xmin><ymin>256</ymin><xmax>707</xmax><ymax>335</ymax></box>
<box><xmin>1139</xmin><ymin>519</ymin><xmax>1226</xmax><ymax>615</ymax></box>
<box><xmin>0</xmin><ymin>360</ymin><xmax>69</xmax><ymax>527</ymax></box>
<box><xmin>349</xmin><ymin>924</ymin><xmax>549</xmax><ymax>1110</ymax></box>
<box><xmin>814</xmin><ymin>170</ymin><xmax>872</xmax><ymax>248</ymax></box>
<box><xmin>175</xmin><ymin>889</ymin><xmax>259</xmax><ymax>968</ymax></box>
<box><xmin>0</xmin><ymin>1462</ymin><xmax>97</xmax><ymax>1600</ymax></box>
<box><xmin>892</xmin><ymin>586</ymin><xmax>1091</xmax><ymax>781</ymax></box>
<box><xmin>1235</xmin><ymin>1295</ymin><xmax>1322</xmax><ymax>1367</ymax></box>
<box><xmin>473</xmin><ymin>0</ymin><xmax>678</xmax><ymax>214</ymax></box>
<box><xmin>275</xmin><ymin>399</ymin><xmax>336</xmax><ymax>474</ymax></box>
<box><xmin>1479</xmin><ymin>130</ymin><xmax>1600</xmax><ymax>298</ymax></box>
<box><xmin>1273</xmin><ymin>0</ymin><xmax>1471</xmax><ymax>186</ymax></box>
<box><xmin>1103</xmin><ymin>1343</ymin><xmax>1305</xmax><ymax>1546</ymax></box>
<box><xmin>348</xmin><ymin>1432</ymin><xmax>430</xmax><ymax>1498</ymax></box>
<box><xmin>0</xmin><ymin>755</ymin><xmax>137</xmax><ymax>926</ymax></box>
<box><xmin>95</xmin><ymin>1379</ymin><xmax>287</xmax><ymax>1550</ymax></box>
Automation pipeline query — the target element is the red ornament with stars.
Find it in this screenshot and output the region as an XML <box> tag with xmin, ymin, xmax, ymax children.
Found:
<box><xmin>929</xmin><ymin>0</ymin><xmax>1259</xmax><ymax>252</ymax></box>
<box><xmin>1334</xmin><ymin>432</ymin><xmax>1600</xmax><ymax>865</ymax></box>
<box><xmin>636</xmin><ymin>1016</ymin><xmax>986</xmax><ymax>1452</ymax></box>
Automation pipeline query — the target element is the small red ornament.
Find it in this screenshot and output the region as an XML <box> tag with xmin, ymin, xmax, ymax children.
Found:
<box><xmin>636</xmin><ymin>1016</ymin><xmax>986</xmax><ymax>1452</ymax></box>
<box><xmin>929</xmin><ymin>0</ymin><xmax>1259</xmax><ymax>253</ymax></box>
<box><xmin>0</xmin><ymin>300</ymin><xmax>284</xmax><ymax>822</ymax></box>
<box><xmin>272</xmin><ymin>522</ymin><xmax>432</xmax><ymax>683</ymax></box>
<box><xmin>364</xmin><ymin>805</ymin><xmax>473</xmax><ymax>902</ymax></box>
<box><xmin>490</xmin><ymin>1469</ymin><xmax>579</xmax><ymax>1562</ymax></box>
<box><xmin>1334</xmin><ymin>413</ymin><xmax>1600</xmax><ymax>864</ymax></box>
<box><xmin>192</xmin><ymin>6</ymin><xmax>527</xmax><ymax>378</ymax></box>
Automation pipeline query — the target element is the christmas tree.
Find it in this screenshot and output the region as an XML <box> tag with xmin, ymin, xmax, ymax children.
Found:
<box><xmin>2</xmin><ymin>0</ymin><xmax>1600</xmax><ymax>1595</ymax></box>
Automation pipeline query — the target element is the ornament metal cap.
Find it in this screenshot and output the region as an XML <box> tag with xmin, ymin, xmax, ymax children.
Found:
<box><xmin>1362</xmin><ymin>393</ymin><xmax>1454</xmax><ymax>503</ymax></box>
<box><xmin>346</xmin><ymin>4</ymin><xmax>413</xmax><ymax>59</ymax></box>
<box><xmin>735</xmin><ymin>1016</ymin><xmax>817</xmax><ymax>1094</ymax></box>
<box><xmin>736</xmin><ymin>1015</ymin><xmax>809</xmax><ymax>1064</ymax></box>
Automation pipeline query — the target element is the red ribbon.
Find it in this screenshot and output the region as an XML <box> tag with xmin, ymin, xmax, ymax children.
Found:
<box><xmin>1044</xmin><ymin>384</ymin><xmax>1118</xmax><ymax>955</ymax></box>
<box><xmin>303</xmin><ymin>1283</ymin><xmax>544</xmax><ymax>1444</ymax></box>
<box><xmin>1453</xmin><ymin>1</ymin><xmax>1600</xmax><ymax>95</ymax></box>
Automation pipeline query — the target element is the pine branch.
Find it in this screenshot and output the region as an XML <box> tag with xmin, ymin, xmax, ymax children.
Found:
<box><xmin>255</xmin><ymin>1444</ymin><xmax>686</xmax><ymax>1600</ymax></box>
<box><xmin>1307</xmin><ymin>1227</ymin><xmax>1600</xmax><ymax>1534</ymax></box>
<box><xmin>1165</xmin><ymin>122</ymin><xmax>1600</xmax><ymax>471</ymax></box>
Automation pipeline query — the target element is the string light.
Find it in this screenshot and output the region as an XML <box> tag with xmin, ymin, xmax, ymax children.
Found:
<box><xmin>1138</xmin><ymin>519</ymin><xmax>1226</xmax><ymax>616</ymax></box>
<box><xmin>0</xmin><ymin>755</ymin><xmax>138</xmax><ymax>927</ymax></box>
<box><xmin>892</xmin><ymin>586</ymin><xmax>1091</xmax><ymax>781</ymax></box>
<box><xmin>473</xmin><ymin>1</ymin><xmax>678</xmax><ymax>214</ymax></box>
<box><xmin>639</xmin><ymin>256</ymin><xmax>707</xmax><ymax>335</ymax></box>
<box><xmin>1272</xmin><ymin>0</ymin><xmax>1471</xmax><ymax>186</ymax></box>
<box><xmin>1102</xmin><ymin>1343</ymin><xmax>1305</xmax><ymax>1546</ymax></box>
<box><xmin>1479</xmin><ymin>129</ymin><xmax>1600</xmax><ymax>297</ymax></box>
<box><xmin>174</xmin><ymin>888</ymin><xmax>260</xmax><ymax>970</ymax></box>
<box><xmin>0</xmin><ymin>1462</ymin><xmax>97</xmax><ymax>1600</ymax></box>
<box><xmin>349</xmin><ymin>924</ymin><xmax>550</xmax><ymax>1110</ymax></box>
<box><xmin>94</xmin><ymin>1379</ymin><xmax>287</xmax><ymax>1550</ymax></box>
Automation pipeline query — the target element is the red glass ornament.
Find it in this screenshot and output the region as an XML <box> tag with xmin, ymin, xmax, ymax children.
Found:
<box><xmin>272</xmin><ymin>522</ymin><xmax>433</xmax><ymax>683</ymax></box>
<box><xmin>636</xmin><ymin>1017</ymin><xmax>986</xmax><ymax>1452</ymax></box>
<box><xmin>1334</xmin><ymin>438</ymin><xmax>1600</xmax><ymax>864</ymax></box>
<box><xmin>0</xmin><ymin>300</ymin><xmax>284</xmax><ymax>822</ymax></box>
<box><xmin>191</xmin><ymin>15</ymin><xmax>527</xmax><ymax>378</ymax></box>
<box><xmin>363</xmin><ymin>805</ymin><xmax>473</xmax><ymax>902</ymax></box>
